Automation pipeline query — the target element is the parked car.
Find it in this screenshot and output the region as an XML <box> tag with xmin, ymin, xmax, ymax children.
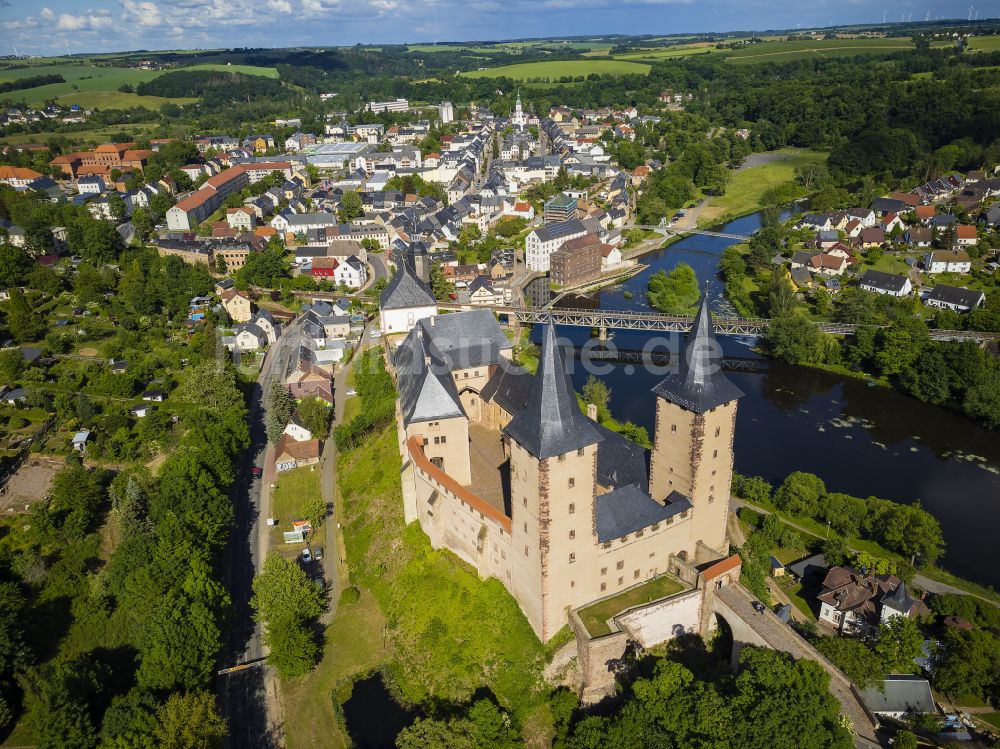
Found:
<box><xmin>301</xmin><ymin>548</ymin><xmax>312</xmax><ymax>564</ymax></box>
<box><xmin>315</xmin><ymin>546</ymin><xmax>324</xmax><ymax>561</ymax></box>
<box><xmin>345</xmin><ymin>389</ymin><xmax>358</xmax><ymax>397</ymax></box>
<box><xmin>251</xmin><ymin>466</ymin><xmax>262</xmax><ymax>478</ymax></box>
<box><xmin>370</xmin><ymin>330</ymin><xmax>382</xmax><ymax>338</ymax></box>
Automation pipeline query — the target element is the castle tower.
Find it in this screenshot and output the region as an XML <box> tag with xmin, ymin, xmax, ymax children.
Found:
<box><xmin>513</xmin><ymin>90</ymin><xmax>525</xmax><ymax>130</ymax></box>
<box><xmin>504</xmin><ymin>324</ymin><xmax>602</xmax><ymax>640</ymax></box>
<box><xmin>648</xmin><ymin>293</ymin><xmax>743</xmax><ymax>554</ymax></box>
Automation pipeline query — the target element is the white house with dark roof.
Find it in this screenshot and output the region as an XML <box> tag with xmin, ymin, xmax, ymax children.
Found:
<box><xmin>859</xmin><ymin>270</ymin><xmax>912</xmax><ymax>298</ymax></box>
<box><xmin>525</xmin><ymin>218</ymin><xmax>588</xmax><ymax>272</ymax></box>
<box><xmin>334</xmin><ymin>255</ymin><xmax>367</xmax><ymax>289</ymax></box>
<box><xmin>379</xmin><ymin>262</ymin><xmax>438</xmax><ymax>335</ymax></box>
<box><xmin>925</xmin><ymin>284</ymin><xmax>986</xmax><ymax>312</ymax></box>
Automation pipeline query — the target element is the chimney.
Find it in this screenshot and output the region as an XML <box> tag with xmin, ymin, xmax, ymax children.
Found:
<box><xmin>586</xmin><ymin>403</ymin><xmax>598</xmax><ymax>421</ymax></box>
<box><xmin>430</xmin><ymin>315</ymin><xmax>435</xmax><ymax>327</ymax></box>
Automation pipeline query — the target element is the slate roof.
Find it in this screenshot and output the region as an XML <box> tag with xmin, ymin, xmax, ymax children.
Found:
<box><xmin>882</xmin><ymin>581</ymin><xmax>916</xmax><ymax>614</ymax></box>
<box><xmin>595</xmin><ymin>486</ymin><xmax>692</xmax><ymax>543</ymax></box>
<box><xmin>414</xmin><ymin>310</ymin><xmax>511</xmax><ymax>371</ymax></box>
<box><xmin>860</xmin><ymin>676</ymin><xmax>936</xmax><ymax>715</ymax></box>
<box><xmin>480</xmin><ymin>358</ymin><xmax>533</xmax><ymax>415</ymax></box>
<box><xmin>380</xmin><ymin>262</ymin><xmax>436</xmax><ymax>310</ymax></box>
<box><xmin>393</xmin><ymin>325</ymin><xmax>465</xmax><ymax>426</ymax></box>
<box><xmin>503</xmin><ymin>324</ymin><xmax>602</xmax><ymax>460</ymax></box>
<box><xmin>859</xmin><ymin>270</ymin><xmax>909</xmax><ymax>293</ymax></box>
<box><xmin>595</xmin><ymin>423</ymin><xmax>650</xmax><ymax>493</ymax></box>
<box><xmin>926</xmin><ymin>284</ymin><xmax>985</xmax><ymax>309</ymax></box>
<box><xmin>651</xmin><ymin>294</ymin><xmax>744</xmax><ymax>413</ymax></box>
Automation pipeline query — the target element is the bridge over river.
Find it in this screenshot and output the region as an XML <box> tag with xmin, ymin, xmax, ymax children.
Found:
<box><xmin>436</xmin><ymin>303</ymin><xmax>999</xmax><ymax>343</ymax></box>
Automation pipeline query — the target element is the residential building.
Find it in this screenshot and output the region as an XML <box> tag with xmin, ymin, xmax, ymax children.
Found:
<box><xmin>925</xmin><ymin>284</ymin><xmax>986</xmax><ymax>312</ymax></box>
<box><xmin>275</xmin><ymin>435</ymin><xmax>321</xmax><ymax>471</ymax></box>
<box><xmin>283</xmin><ymin>412</ymin><xmax>313</xmax><ymax>442</ymax></box>
<box><xmin>858</xmin><ymin>270</ymin><xmax>912</xmax><ymax>298</ymax></box>
<box><xmin>817</xmin><ymin>566</ymin><xmax>927</xmax><ymax>635</ymax></box>
<box><xmin>234</xmin><ymin>324</ymin><xmax>268</xmax><ymax>351</ymax></box>
<box><xmin>439</xmin><ymin>101</ymin><xmax>454</xmax><ymax>124</ymax></box>
<box><xmin>221</xmin><ymin>290</ymin><xmax>254</xmax><ymax>323</ymax></box>
<box><xmin>379</xmin><ymin>262</ymin><xmax>438</xmax><ymax>335</ymax></box>
<box><xmin>226</xmin><ymin>206</ymin><xmax>256</xmax><ymax>232</ymax></box>
<box><xmin>166</xmin><ymin>162</ymin><xmax>293</xmax><ymax>231</ymax></box>
<box><xmin>955</xmin><ymin>224</ymin><xmax>978</xmax><ymax>246</ymax></box>
<box><xmin>860</xmin><ymin>677</ymin><xmax>936</xmax><ymax>719</ymax></box>
<box><xmin>334</xmin><ymin>255</ymin><xmax>367</xmax><ymax>288</ymax></box>
<box><xmin>924</xmin><ymin>249</ymin><xmax>972</xmax><ymax>274</ymax></box>
<box><xmin>525</xmin><ymin>218</ymin><xmax>588</xmax><ymax>272</ymax></box>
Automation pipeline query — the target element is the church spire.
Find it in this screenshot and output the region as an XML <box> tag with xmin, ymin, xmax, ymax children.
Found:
<box><xmin>503</xmin><ymin>323</ymin><xmax>602</xmax><ymax>459</ymax></box>
<box><xmin>650</xmin><ymin>289</ymin><xmax>744</xmax><ymax>413</ymax></box>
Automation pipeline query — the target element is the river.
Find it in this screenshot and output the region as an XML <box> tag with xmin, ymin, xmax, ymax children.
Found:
<box><xmin>523</xmin><ymin>211</ymin><xmax>1000</xmax><ymax>589</ymax></box>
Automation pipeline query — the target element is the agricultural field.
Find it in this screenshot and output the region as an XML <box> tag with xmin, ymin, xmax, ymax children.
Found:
<box><xmin>462</xmin><ymin>59</ymin><xmax>650</xmax><ymax>80</ymax></box>
<box><xmin>185</xmin><ymin>63</ymin><xmax>279</xmax><ymax>78</ymax></box>
<box><xmin>0</xmin><ymin>123</ymin><xmax>154</xmax><ymax>146</ymax></box>
<box><xmin>0</xmin><ymin>59</ymin><xmax>276</xmax><ymax>109</ymax></box>
<box><xmin>966</xmin><ymin>34</ymin><xmax>1000</xmax><ymax>52</ymax></box>
<box><xmin>615</xmin><ymin>37</ymin><xmax>945</xmax><ymax>65</ymax></box>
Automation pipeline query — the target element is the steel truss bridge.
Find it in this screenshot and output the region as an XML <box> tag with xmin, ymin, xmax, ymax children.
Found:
<box><xmin>436</xmin><ymin>304</ymin><xmax>999</xmax><ymax>343</ymax></box>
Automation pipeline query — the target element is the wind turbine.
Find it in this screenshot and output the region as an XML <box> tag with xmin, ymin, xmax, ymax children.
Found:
<box><xmin>968</xmin><ymin>4</ymin><xmax>974</xmax><ymax>20</ymax></box>
<box><xmin>882</xmin><ymin>9</ymin><xmax>887</xmax><ymax>22</ymax></box>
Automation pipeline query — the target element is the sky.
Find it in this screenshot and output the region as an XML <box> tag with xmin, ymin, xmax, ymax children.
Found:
<box><xmin>0</xmin><ymin>0</ymin><xmax>993</xmax><ymax>55</ymax></box>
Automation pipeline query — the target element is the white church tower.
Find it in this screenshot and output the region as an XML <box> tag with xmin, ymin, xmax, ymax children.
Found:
<box><xmin>512</xmin><ymin>91</ymin><xmax>526</xmax><ymax>131</ymax></box>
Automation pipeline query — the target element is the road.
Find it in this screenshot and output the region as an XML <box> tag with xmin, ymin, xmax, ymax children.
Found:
<box><xmin>729</xmin><ymin>496</ymin><xmax>1000</xmax><ymax>608</ymax></box>
<box><xmin>218</xmin><ymin>317</ymin><xmax>303</xmax><ymax>749</ymax></box>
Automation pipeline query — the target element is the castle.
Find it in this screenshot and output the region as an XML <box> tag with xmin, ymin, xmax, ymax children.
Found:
<box><xmin>390</xmin><ymin>289</ymin><xmax>742</xmax><ymax>642</ymax></box>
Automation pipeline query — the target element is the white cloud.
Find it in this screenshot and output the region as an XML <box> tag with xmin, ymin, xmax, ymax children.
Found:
<box><xmin>54</xmin><ymin>10</ymin><xmax>114</xmax><ymax>31</ymax></box>
<box><xmin>39</xmin><ymin>7</ymin><xmax>55</xmax><ymax>20</ymax></box>
<box><xmin>267</xmin><ymin>0</ymin><xmax>293</xmax><ymax>11</ymax></box>
<box><xmin>120</xmin><ymin>0</ymin><xmax>164</xmax><ymax>27</ymax></box>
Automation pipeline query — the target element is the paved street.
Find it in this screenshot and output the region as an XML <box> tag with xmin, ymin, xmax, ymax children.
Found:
<box><xmin>218</xmin><ymin>317</ymin><xmax>302</xmax><ymax>749</ymax></box>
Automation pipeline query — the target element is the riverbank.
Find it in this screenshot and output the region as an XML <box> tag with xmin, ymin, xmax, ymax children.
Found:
<box><xmin>731</xmin><ymin>493</ymin><xmax>1000</xmax><ymax>607</ymax></box>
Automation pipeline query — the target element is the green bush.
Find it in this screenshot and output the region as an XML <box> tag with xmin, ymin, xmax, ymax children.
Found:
<box><xmin>339</xmin><ymin>586</ymin><xmax>361</xmax><ymax>605</ymax></box>
<box><xmin>739</xmin><ymin>507</ymin><xmax>763</xmax><ymax>527</ymax></box>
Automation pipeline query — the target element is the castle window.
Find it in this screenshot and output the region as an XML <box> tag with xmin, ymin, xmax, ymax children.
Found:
<box><xmin>671</xmin><ymin>424</ymin><xmax>677</xmax><ymax>434</ymax></box>
<box><xmin>569</xmin><ymin>530</ymin><xmax>576</xmax><ymax>540</ymax></box>
<box><xmin>601</xmin><ymin>582</ymin><xmax>607</xmax><ymax>592</ymax></box>
<box><xmin>569</xmin><ymin>553</ymin><xmax>576</xmax><ymax>563</ymax></box>
<box><xmin>712</xmin><ymin>469</ymin><xmax>717</xmax><ymax>476</ymax></box>
<box><xmin>577</xmin><ymin>448</ymin><xmax>584</xmax><ymax>457</ymax></box>
<box><xmin>634</xmin><ymin>569</ymin><xmax>640</xmax><ymax>580</ymax></box>
<box><xmin>523</xmin><ymin>522</ymin><xmax>527</xmax><ymax>533</ymax></box>
<box><xmin>433</xmin><ymin>436</ymin><xmax>440</xmax><ymax>444</ymax></box>
<box><xmin>524</xmin><ymin>546</ymin><xmax>529</xmax><ymax>557</ymax></box>
<box><xmin>558</xmin><ymin>454</ymin><xmax>566</xmax><ymax>462</ymax></box>
<box><xmin>652</xmin><ymin>523</ymin><xmax>660</xmax><ymax>531</ymax></box>
<box><xmin>475</xmin><ymin>370</ymin><xmax>480</xmax><ymax>377</ymax></box>
<box><xmin>665</xmin><ymin>516</ymin><xmax>674</xmax><ymax>525</ymax></box>
<box><xmin>569</xmin><ymin>503</ymin><xmax>575</xmax><ymax>514</ymax></box>
<box><xmin>571</xmin><ymin>580</ymin><xmax>575</xmax><ymax>588</ymax></box>
<box><xmin>440</xmin><ymin>436</ymin><xmax>447</xmax><ymax>444</ymax></box>
<box><xmin>618</xmin><ymin>576</ymin><xmax>623</xmax><ymax>585</ymax></box>
<box><xmin>617</xmin><ymin>560</ymin><xmax>624</xmax><ymax>570</ymax></box>
<box><xmin>568</xmin><ymin>478</ymin><xmax>575</xmax><ymax>489</ymax></box>
<box><xmin>523</xmin><ymin>497</ymin><xmax>527</xmax><ymax>507</ymax></box>
<box><xmin>681</xmin><ymin>510</ymin><xmax>689</xmax><ymax>519</ymax></box>
<box><xmin>501</xmin><ymin>550</ymin><xmax>506</xmax><ymax>559</ymax></box>
<box><xmin>709</xmin><ymin>495</ymin><xmax>715</xmax><ymax>503</ymax></box>
<box><xmin>713</xmin><ymin>449</ymin><xmax>718</xmax><ymax>459</ymax></box>
<box><xmin>602</xmin><ymin>542</ymin><xmax>611</xmax><ymax>549</ymax></box>
<box><xmin>601</xmin><ymin>567</ymin><xmax>607</xmax><ymax>575</ymax></box>
<box><xmin>715</xmin><ymin>426</ymin><xmax>721</xmax><ymax>437</ymax></box>
<box><xmin>431</xmin><ymin>457</ymin><xmax>443</xmax><ymax>469</ymax></box>
<box><xmin>636</xmin><ymin>530</ymin><xmax>643</xmax><ymax>538</ymax></box>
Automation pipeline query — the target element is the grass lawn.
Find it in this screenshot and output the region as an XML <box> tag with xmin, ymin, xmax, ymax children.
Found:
<box><xmin>577</xmin><ymin>575</ymin><xmax>686</xmax><ymax>637</ymax></box>
<box><xmin>725</xmin><ymin>38</ymin><xmax>922</xmax><ymax>64</ymax></box>
<box><xmin>863</xmin><ymin>252</ymin><xmax>918</xmax><ymax>275</ymax></box>
<box><xmin>281</xmin><ymin>589</ymin><xmax>387</xmax><ymax>749</ymax></box>
<box><xmin>697</xmin><ymin>148</ymin><xmax>827</xmax><ymax>227</ymax></box>
<box><xmin>462</xmin><ymin>60</ymin><xmax>650</xmax><ymax>80</ymax></box>
<box><xmin>779</xmin><ymin>580</ymin><xmax>817</xmax><ymax>621</ymax></box>
<box><xmin>334</xmin><ymin>425</ymin><xmax>553</xmax><ymax>730</ymax></box>
<box><xmin>270</xmin><ymin>465</ymin><xmax>323</xmax><ymax>551</ymax></box>
<box><xmin>978</xmin><ymin>712</ymin><xmax>1000</xmax><ymax>729</ymax></box>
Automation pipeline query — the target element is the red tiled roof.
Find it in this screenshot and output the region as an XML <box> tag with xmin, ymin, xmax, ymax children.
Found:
<box><xmin>956</xmin><ymin>224</ymin><xmax>977</xmax><ymax>239</ymax></box>
<box><xmin>702</xmin><ymin>554</ymin><xmax>742</xmax><ymax>582</ymax></box>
